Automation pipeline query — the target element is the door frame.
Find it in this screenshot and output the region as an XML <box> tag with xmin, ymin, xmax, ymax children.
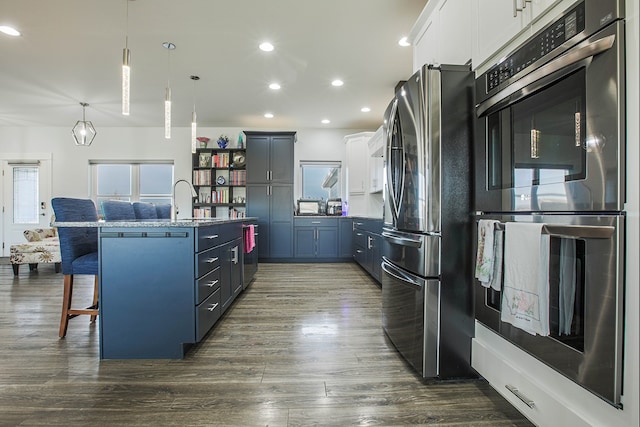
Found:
<box><xmin>0</xmin><ymin>152</ymin><xmax>52</xmax><ymax>257</ymax></box>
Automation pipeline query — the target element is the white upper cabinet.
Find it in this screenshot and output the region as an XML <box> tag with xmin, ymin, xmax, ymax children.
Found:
<box><xmin>345</xmin><ymin>132</ymin><xmax>374</xmax><ymax>195</ymax></box>
<box><xmin>411</xmin><ymin>0</ymin><xmax>472</xmax><ymax>70</ymax></box>
<box><xmin>471</xmin><ymin>0</ymin><xmax>572</xmax><ymax>72</ymax></box>
<box><xmin>471</xmin><ymin>0</ymin><xmax>530</xmax><ymax>70</ymax></box>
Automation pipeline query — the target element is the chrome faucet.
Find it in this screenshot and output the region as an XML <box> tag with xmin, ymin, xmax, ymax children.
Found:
<box><xmin>172</xmin><ymin>179</ymin><xmax>198</xmax><ymax>220</ymax></box>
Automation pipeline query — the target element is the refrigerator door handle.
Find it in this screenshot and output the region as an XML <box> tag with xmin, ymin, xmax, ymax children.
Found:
<box><xmin>386</xmin><ymin>98</ymin><xmax>402</xmax><ymax>224</ymax></box>
<box><xmin>382</xmin><ymin>231</ymin><xmax>423</xmax><ymax>248</ymax></box>
<box><xmin>381</xmin><ymin>258</ymin><xmax>423</xmax><ymax>291</ymax></box>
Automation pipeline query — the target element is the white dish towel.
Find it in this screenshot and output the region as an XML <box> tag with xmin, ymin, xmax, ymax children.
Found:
<box><xmin>475</xmin><ymin>219</ymin><xmax>502</xmax><ymax>289</ymax></box>
<box><xmin>501</xmin><ymin>222</ymin><xmax>550</xmax><ymax>336</ymax></box>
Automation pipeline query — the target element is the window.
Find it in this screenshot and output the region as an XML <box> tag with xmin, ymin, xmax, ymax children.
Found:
<box><xmin>300</xmin><ymin>161</ymin><xmax>341</xmax><ymax>200</ymax></box>
<box><xmin>13</xmin><ymin>166</ymin><xmax>39</xmax><ymax>224</ymax></box>
<box><xmin>91</xmin><ymin>161</ymin><xmax>174</xmax><ymax>213</ymax></box>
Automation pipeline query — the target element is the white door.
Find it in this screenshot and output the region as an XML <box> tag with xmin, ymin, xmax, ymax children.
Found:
<box><xmin>1</xmin><ymin>157</ymin><xmax>52</xmax><ymax>257</ymax></box>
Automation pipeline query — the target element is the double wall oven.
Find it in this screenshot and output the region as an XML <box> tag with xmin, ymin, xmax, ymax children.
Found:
<box><xmin>474</xmin><ymin>0</ymin><xmax>625</xmax><ymax>407</ymax></box>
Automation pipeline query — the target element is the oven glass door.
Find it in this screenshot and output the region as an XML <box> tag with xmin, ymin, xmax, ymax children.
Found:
<box><xmin>487</xmin><ymin>69</ymin><xmax>586</xmax><ymax>210</ymax></box>
<box><xmin>476</xmin><ymin>22</ymin><xmax>624</xmax><ymax>213</ymax></box>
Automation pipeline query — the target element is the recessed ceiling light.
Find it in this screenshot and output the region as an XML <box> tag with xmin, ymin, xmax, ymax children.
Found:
<box><xmin>398</xmin><ymin>37</ymin><xmax>410</xmax><ymax>47</ymax></box>
<box><xmin>0</xmin><ymin>26</ymin><xmax>21</xmax><ymax>37</ymax></box>
<box><xmin>361</xmin><ymin>107</ymin><xmax>371</xmax><ymax>113</ymax></box>
<box><xmin>331</xmin><ymin>79</ymin><xmax>344</xmax><ymax>87</ymax></box>
<box><xmin>321</xmin><ymin>119</ymin><xmax>330</xmax><ymax>124</ymax></box>
<box><xmin>259</xmin><ymin>42</ymin><xmax>274</xmax><ymax>52</ymax></box>
<box><xmin>269</xmin><ymin>83</ymin><xmax>281</xmax><ymax>90</ymax></box>
<box><xmin>264</xmin><ymin>113</ymin><xmax>274</xmax><ymax>118</ymax></box>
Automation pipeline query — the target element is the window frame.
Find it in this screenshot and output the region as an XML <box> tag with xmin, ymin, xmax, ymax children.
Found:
<box><xmin>90</xmin><ymin>160</ymin><xmax>174</xmax><ymax>208</ymax></box>
<box><xmin>299</xmin><ymin>160</ymin><xmax>342</xmax><ymax>200</ymax></box>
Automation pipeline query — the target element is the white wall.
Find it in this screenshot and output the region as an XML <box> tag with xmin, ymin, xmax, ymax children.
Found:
<box><xmin>0</xmin><ymin>125</ymin><xmax>377</xmax><ymax>217</ymax></box>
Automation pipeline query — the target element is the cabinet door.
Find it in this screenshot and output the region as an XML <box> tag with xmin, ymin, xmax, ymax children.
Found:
<box><xmin>316</xmin><ymin>227</ymin><xmax>338</xmax><ymax>258</ymax></box>
<box><xmin>413</xmin><ymin>14</ymin><xmax>439</xmax><ymax>70</ymax></box>
<box><xmin>369</xmin><ymin>233</ymin><xmax>382</xmax><ymax>283</ymax></box>
<box><xmin>269</xmin><ymin>185</ymin><xmax>293</xmax><ymax>258</ymax></box>
<box><xmin>247</xmin><ymin>184</ymin><xmax>270</xmax><ymax>258</ymax></box>
<box><xmin>438</xmin><ymin>0</ymin><xmax>472</xmax><ymax>65</ymax></box>
<box><xmin>346</xmin><ymin>136</ymin><xmax>368</xmax><ymax>195</ymax></box>
<box><xmin>270</xmin><ymin>135</ymin><xmax>294</xmax><ymax>183</ymax></box>
<box><xmin>246</xmin><ymin>135</ymin><xmax>270</xmax><ymax>183</ymax></box>
<box><xmin>472</xmin><ymin>0</ymin><xmax>528</xmax><ymax>68</ymax></box>
<box><xmin>339</xmin><ymin>218</ymin><xmax>354</xmax><ymax>258</ymax></box>
<box><xmin>294</xmin><ymin>227</ymin><xmax>316</xmax><ymax>257</ymax></box>
<box><xmin>220</xmin><ymin>241</ymin><xmax>233</xmax><ymax>310</ymax></box>
<box><xmin>230</xmin><ymin>238</ymin><xmax>243</xmax><ymax>298</ymax></box>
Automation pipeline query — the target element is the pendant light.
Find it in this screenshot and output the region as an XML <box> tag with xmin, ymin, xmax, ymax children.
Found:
<box><xmin>122</xmin><ymin>0</ymin><xmax>132</xmax><ymax>116</ymax></box>
<box><xmin>163</xmin><ymin>42</ymin><xmax>175</xmax><ymax>139</ymax></box>
<box><xmin>190</xmin><ymin>75</ymin><xmax>200</xmax><ymax>153</ymax></box>
<box><xmin>72</xmin><ymin>102</ymin><xmax>97</xmax><ymax>146</ymax></box>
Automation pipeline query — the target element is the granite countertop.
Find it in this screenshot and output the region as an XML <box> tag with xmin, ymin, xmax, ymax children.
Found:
<box><xmin>53</xmin><ymin>217</ymin><xmax>257</xmax><ymax>228</ymax></box>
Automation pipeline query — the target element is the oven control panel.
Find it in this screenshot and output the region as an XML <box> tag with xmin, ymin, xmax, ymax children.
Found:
<box><xmin>485</xmin><ymin>2</ymin><xmax>585</xmax><ymax>93</ymax></box>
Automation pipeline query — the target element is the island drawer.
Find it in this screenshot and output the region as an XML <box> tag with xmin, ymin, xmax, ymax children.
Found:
<box><xmin>196</xmin><ymin>288</ymin><xmax>221</xmax><ymax>342</ymax></box>
<box><xmin>196</xmin><ymin>225</ymin><xmax>221</xmax><ymax>252</ymax></box>
<box><xmin>196</xmin><ymin>245</ymin><xmax>221</xmax><ymax>278</ymax></box>
<box><xmin>218</xmin><ymin>222</ymin><xmax>243</xmax><ymax>243</ymax></box>
<box><xmin>196</xmin><ymin>265</ymin><xmax>221</xmax><ymax>305</ymax></box>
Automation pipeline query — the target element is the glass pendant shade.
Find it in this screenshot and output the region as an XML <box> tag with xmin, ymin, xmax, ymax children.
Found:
<box><xmin>72</xmin><ymin>102</ymin><xmax>96</xmax><ymax>146</ymax></box>
<box><xmin>122</xmin><ymin>47</ymin><xmax>130</xmax><ymax>115</ymax></box>
<box><xmin>191</xmin><ymin>111</ymin><xmax>197</xmax><ymax>154</ymax></box>
<box><xmin>164</xmin><ymin>87</ymin><xmax>171</xmax><ymax>139</ymax></box>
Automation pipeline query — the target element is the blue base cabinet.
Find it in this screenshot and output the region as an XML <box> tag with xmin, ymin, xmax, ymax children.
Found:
<box><xmin>293</xmin><ymin>217</ymin><xmax>340</xmax><ymax>260</ymax></box>
<box><xmin>99</xmin><ymin>222</ymin><xmax>246</xmax><ymax>359</ymax></box>
<box><xmin>352</xmin><ymin>218</ymin><xmax>384</xmax><ymax>283</ymax></box>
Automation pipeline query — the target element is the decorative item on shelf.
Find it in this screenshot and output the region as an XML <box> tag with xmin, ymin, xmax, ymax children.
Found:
<box><xmin>216</xmin><ymin>175</ymin><xmax>226</xmax><ymax>185</ymax></box>
<box><xmin>196</xmin><ymin>136</ymin><xmax>209</xmax><ymax>149</ymax></box>
<box><xmin>237</xmin><ymin>132</ymin><xmax>244</xmax><ymax>148</ymax></box>
<box><xmin>217</xmin><ymin>134</ymin><xmax>229</xmax><ymax>148</ymax></box>
<box><xmin>232</xmin><ymin>152</ymin><xmax>246</xmax><ymax>167</ymax></box>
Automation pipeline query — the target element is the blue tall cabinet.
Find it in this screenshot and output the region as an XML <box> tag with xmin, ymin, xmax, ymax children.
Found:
<box><xmin>245</xmin><ymin>131</ymin><xmax>295</xmax><ymax>261</ymax></box>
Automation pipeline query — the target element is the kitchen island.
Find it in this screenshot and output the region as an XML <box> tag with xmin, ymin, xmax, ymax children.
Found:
<box><xmin>54</xmin><ymin>218</ymin><xmax>256</xmax><ymax>359</ymax></box>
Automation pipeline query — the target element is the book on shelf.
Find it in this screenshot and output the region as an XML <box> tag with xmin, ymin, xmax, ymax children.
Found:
<box><xmin>212</xmin><ymin>153</ymin><xmax>229</xmax><ymax>168</ymax></box>
<box><xmin>193</xmin><ymin>170</ymin><xmax>211</xmax><ymax>185</ymax></box>
<box><xmin>193</xmin><ymin>207</ymin><xmax>212</xmax><ymax>218</ymax></box>
<box><xmin>229</xmin><ymin>208</ymin><xmax>246</xmax><ymax>219</ymax></box>
<box><xmin>211</xmin><ymin>189</ymin><xmax>229</xmax><ymax>204</ymax></box>
<box><xmin>229</xmin><ymin>169</ymin><xmax>246</xmax><ymax>185</ymax></box>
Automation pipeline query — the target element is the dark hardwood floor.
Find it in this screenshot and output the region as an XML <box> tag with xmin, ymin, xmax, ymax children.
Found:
<box><xmin>0</xmin><ymin>261</ymin><xmax>532</xmax><ymax>426</ymax></box>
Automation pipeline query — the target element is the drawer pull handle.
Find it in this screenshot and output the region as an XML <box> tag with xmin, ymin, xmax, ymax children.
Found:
<box><xmin>505</xmin><ymin>384</ymin><xmax>535</xmax><ymax>408</ymax></box>
<box><xmin>207</xmin><ymin>280</ymin><xmax>219</xmax><ymax>287</ymax></box>
<box><xmin>207</xmin><ymin>303</ymin><xmax>219</xmax><ymax>312</ymax></box>
<box><xmin>206</xmin><ymin>257</ymin><xmax>219</xmax><ymax>263</ymax></box>
<box><xmin>206</xmin><ymin>234</ymin><xmax>219</xmax><ymax>239</ymax></box>
<box><xmin>312</xmin><ymin>221</ymin><xmax>321</xmax><ymax>224</ymax></box>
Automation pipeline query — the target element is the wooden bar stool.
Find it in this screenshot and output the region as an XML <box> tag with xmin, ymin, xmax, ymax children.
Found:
<box><xmin>51</xmin><ymin>197</ymin><xmax>100</xmax><ymax>338</ymax></box>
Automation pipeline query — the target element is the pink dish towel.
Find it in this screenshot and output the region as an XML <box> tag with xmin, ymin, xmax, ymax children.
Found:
<box><xmin>244</xmin><ymin>225</ymin><xmax>255</xmax><ymax>253</ymax></box>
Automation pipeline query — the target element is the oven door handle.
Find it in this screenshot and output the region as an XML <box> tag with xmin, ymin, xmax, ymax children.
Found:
<box><xmin>477</xmin><ymin>33</ymin><xmax>616</xmax><ymax>117</ymax></box>
<box><xmin>381</xmin><ymin>258</ymin><xmax>424</xmax><ymax>291</ymax></box>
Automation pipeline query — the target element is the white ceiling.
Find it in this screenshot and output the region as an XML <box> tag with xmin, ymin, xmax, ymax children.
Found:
<box><xmin>0</xmin><ymin>0</ymin><xmax>427</xmax><ymax>131</ymax></box>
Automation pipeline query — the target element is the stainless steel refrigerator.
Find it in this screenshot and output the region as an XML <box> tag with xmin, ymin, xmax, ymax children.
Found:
<box><xmin>381</xmin><ymin>64</ymin><xmax>475</xmax><ymax>379</ymax></box>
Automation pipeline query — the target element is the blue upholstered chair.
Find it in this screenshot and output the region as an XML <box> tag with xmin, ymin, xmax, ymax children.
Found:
<box><xmin>102</xmin><ymin>200</ymin><xmax>136</xmax><ymax>220</ymax></box>
<box><xmin>51</xmin><ymin>197</ymin><xmax>99</xmax><ymax>338</ymax></box>
<box><xmin>155</xmin><ymin>204</ymin><xmax>171</xmax><ymax>219</ymax></box>
<box><xmin>133</xmin><ymin>202</ymin><xmax>158</xmax><ymax>219</ymax></box>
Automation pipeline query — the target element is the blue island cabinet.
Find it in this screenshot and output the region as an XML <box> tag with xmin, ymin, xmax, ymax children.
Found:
<box><xmin>98</xmin><ymin>223</ymin><xmax>242</xmax><ymax>359</ymax></box>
